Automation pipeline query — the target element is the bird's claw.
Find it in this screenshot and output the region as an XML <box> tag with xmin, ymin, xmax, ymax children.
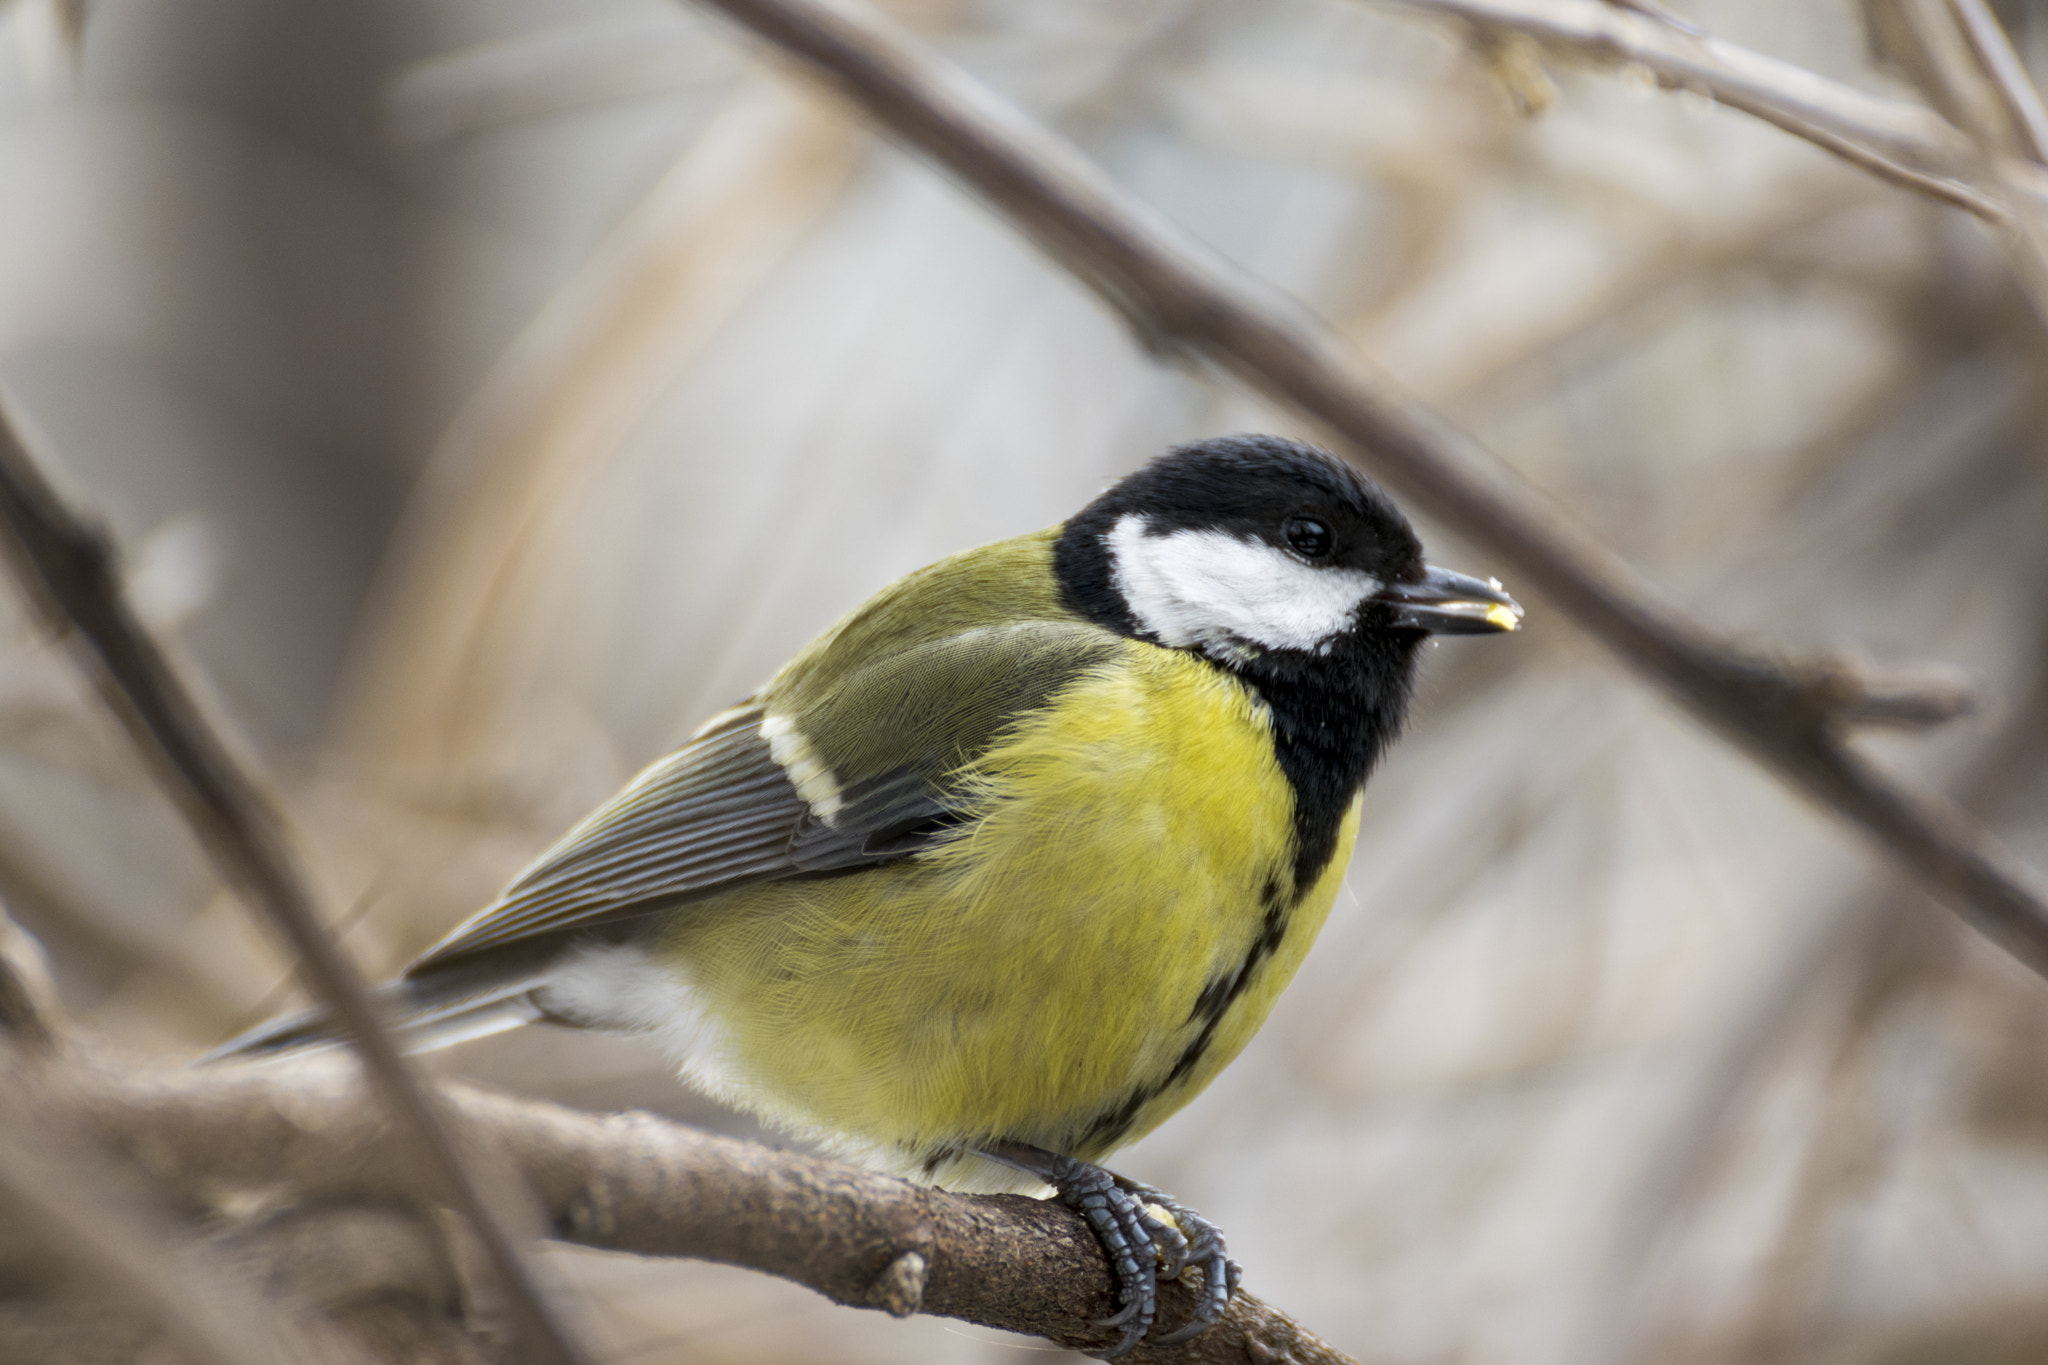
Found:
<box><xmin>980</xmin><ymin>1142</ymin><xmax>1241</xmax><ymax>1357</ymax></box>
<box><xmin>1134</xmin><ymin>1198</ymin><xmax>1191</xmax><ymax>1281</ymax></box>
<box><xmin>1118</xmin><ymin>1178</ymin><xmax>1239</xmax><ymax>1348</ymax></box>
<box><xmin>1043</xmin><ymin>1155</ymin><xmax>1238</xmax><ymax>1357</ymax></box>
<box><xmin>1046</xmin><ymin>1154</ymin><xmax>1157</xmax><ymax>1356</ymax></box>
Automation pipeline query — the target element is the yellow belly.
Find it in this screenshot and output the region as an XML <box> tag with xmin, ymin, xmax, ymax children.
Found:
<box><xmin>656</xmin><ymin>643</ymin><xmax>1360</xmax><ymax>1179</ymax></box>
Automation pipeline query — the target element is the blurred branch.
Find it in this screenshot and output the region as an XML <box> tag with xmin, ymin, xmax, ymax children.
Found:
<box><xmin>1944</xmin><ymin>0</ymin><xmax>2048</xmax><ymax>162</ymax></box>
<box><xmin>0</xmin><ymin>395</ymin><xmax>589</xmax><ymax>1365</ymax></box>
<box><xmin>1865</xmin><ymin>0</ymin><xmax>2048</xmax><ymax>318</ymax></box>
<box><xmin>1373</xmin><ymin>0</ymin><xmax>2006</xmax><ymax>223</ymax></box>
<box><xmin>0</xmin><ymin>900</ymin><xmax>59</xmax><ymax>1051</ymax></box>
<box><xmin>683</xmin><ymin>0</ymin><xmax>2048</xmax><ymax>978</ymax></box>
<box><xmin>0</xmin><ymin>1074</ymin><xmax>320</xmax><ymax>1365</ymax></box>
<box><xmin>1794</xmin><ymin>651</ymin><xmax>1979</xmax><ymax>731</ymax></box>
<box><xmin>1867</xmin><ymin>0</ymin><xmax>2048</xmax><ymax>163</ymax></box>
<box><xmin>57</xmin><ymin>1061</ymin><xmax>1353</xmax><ymax>1365</ymax></box>
<box><xmin>1598</xmin><ymin>0</ymin><xmax>1701</xmax><ymax>37</ymax></box>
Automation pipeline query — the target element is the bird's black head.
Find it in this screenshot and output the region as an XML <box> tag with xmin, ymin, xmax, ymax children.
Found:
<box><xmin>1053</xmin><ymin>434</ymin><xmax>1519</xmax><ymax>668</ymax></box>
<box><xmin>1054</xmin><ymin>435</ymin><xmax>1522</xmax><ymax>891</ymax></box>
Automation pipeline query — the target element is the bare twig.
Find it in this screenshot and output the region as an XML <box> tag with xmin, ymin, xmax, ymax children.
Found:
<box><xmin>1372</xmin><ymin>0</ymin><xmax>2004</xmax><ymax>222</ymax></box>
<box><xmin>1598</xmin><ymin>0</ymin><xmax>1701</xmax><ymax>38</ymax></box>
<box><xmin>55</xmin><ymin>1061</ymin><xmax>1354</xmax><ymax>1365</ymax></box>
<box><xmin>1863</xmin><ymin>0</ymin><xmax>2048</xmax><ymax>325</ymax></box>
<box><xmin>680</xmin><ymin>0</ymin><xmax>2048</xmax><ymax>978</ymax></box>
<box><xmin>1795</xmin><ymin>652</ymin><xmax>1979</xmax><ymax>732</ymax></box>
<box><xmin>0</xmin><ymin>395</ymin><xmax>589</xmax><ymax>1365</ymax></box>
<box><xmin>1944</xmin><ymin>0</ymin><xmax>2048</xmax><ymax>162</ymax></box>
<box><xmin>0</xmin><ymin>901</ymin><xmax>59</xmax><ymax>1051</ymax></box>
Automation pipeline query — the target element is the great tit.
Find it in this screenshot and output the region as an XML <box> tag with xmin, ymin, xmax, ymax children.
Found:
<box><xmin>212</xmin><ymin>433</ymin><xmax>1521</xmax><ymax>1354</ymax></box>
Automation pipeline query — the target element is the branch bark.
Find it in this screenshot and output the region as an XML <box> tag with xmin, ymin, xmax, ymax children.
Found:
<box><xmin>52</xmin><ymin>1060</ymin><xmax>1353</xmax><ymax>1365</ymax></box>
<box><xmin>680</xmin><ymin>0</ymin><xmax>2048</xmax><ymax>980</ymax></box>
<box><xmin>0</xmin><ymin>394</ymin><xmax>588</xmax><ymax>1365</ymax></box>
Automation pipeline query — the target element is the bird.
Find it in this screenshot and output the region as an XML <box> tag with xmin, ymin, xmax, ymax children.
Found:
<box><xmin>211</xmin><ymin>433</ymin><xmax>1521</xmax><ymax>1355</ymax></box>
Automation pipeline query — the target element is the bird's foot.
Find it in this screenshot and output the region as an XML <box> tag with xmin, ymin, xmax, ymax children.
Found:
<box><xmin>1110</xmin><ymin>1175</ymin><xmax>1241</xmax><ymax>1346</ymax></box>
<box><xmin>981</xmin><ymin>1142</ymin><xmax>1240</xmax><ymax>1358</ymax></box>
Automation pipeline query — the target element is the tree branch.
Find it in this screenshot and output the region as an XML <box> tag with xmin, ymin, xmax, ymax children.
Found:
<box><xmin>0</xmin><ymin>1063</ymin><xmax>372</xmax><ymax>1365</ymax></box>
<box><xmin>1374</xmin><ymin>0</ymin><xmax>2004</xmax><ymax>222</ymax></box>
<box><xmin>51</xmin><ymin>1060</ymin><xmax>1353</xmax><ymax>1365</ymax></box>
<box><xmin>682</xmin><ymin>0</ymin><xmax>2048</xmax><ymax>979</ymax></box>
<box><xmin>0</xmin><ymin>394</ymin><xmax>588</xmax><ymax>1365</ymax></box>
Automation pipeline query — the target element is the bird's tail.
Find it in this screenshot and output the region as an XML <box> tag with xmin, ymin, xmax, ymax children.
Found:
<box><xmin>199</xmin><ymin>956</ymin><xmax>554</xmax><ymax>1065</ymax></box>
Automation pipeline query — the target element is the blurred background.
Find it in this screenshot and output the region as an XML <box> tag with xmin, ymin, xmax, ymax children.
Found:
<box><xmin>0</xmin><ymin>0</ymin><xmax>2045</xmax><ymax>1360</ymax></box>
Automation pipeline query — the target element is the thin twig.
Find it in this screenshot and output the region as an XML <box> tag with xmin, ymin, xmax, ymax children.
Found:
<box><xmin>0</xmin><ymin>901</ymin><xmax>59</xmax><ymax>1052</ymax></box>
<box><xmin>55</xmin><ymin>1061</ymin><xmax>1354</xmax><ymax>1365</ymax></box>
<box><xmin>1863</xmin><ymin>0</ymin><xmax>2048</xmax><ymax>335</ymax></box>
<box><xmin>682</xmin><ymin>0</ymin><xmax>2048</xmax><ymax>980</ymax></box>
<box><xmin>1376</xmin><ymin>0</ymin><xmax>2007</xmax><ymax>224</ymax></box>
<box><xmin>1598</xmin><ymin>0</ymin><xmax>1701</xmax><ymax>38</ymax></box>
<box><xmin>0</xmin><ymin>394</ymin><xmax>589</xmax><ymax>1365</ymax></box>
<box><xmin>1943</xmin><ymin>0</ymin><xmax>2048</xmax><ymax>163</ymax></box>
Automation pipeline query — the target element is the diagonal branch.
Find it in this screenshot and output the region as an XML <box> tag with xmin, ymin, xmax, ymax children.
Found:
<box><xmin>0</xmin><ymin>394</ymin><xmax>589</xmax><ymax>1365</ymax></box>
<box><xmin>682</xmin><ymin>0</ymin><xmax>2048</xmax><ymax>978</ymax></box>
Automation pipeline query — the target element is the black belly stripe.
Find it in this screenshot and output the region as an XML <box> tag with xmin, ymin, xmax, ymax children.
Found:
<box><xmin>1080</xmin><ymin>877</ymin><xmax>1294</xmax><ymax>1153</ymax></box>
<box><xmin>1074</xmin><ymin>644</ymin><xmax>1418</xmax><ymax>1155</ymax></box>
<box><xmin>1187</xmin><ymin>875</ymin><xmax>1289</xmax><ymax>1027</ymax></box>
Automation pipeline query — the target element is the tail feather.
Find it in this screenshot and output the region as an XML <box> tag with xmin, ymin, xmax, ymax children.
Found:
<box><xmin>200</xmin><ymin>961</ymin><xmax>552</xmax><ymax>1065</ymax></box>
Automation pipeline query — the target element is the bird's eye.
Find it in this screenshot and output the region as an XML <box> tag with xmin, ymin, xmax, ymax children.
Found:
<box><xmin>1283</xmin><ymin>516</ymin><xmax>1334</xmax><ymax>559</ymax></box>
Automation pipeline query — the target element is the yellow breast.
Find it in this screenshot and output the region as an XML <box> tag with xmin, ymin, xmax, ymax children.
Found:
<box><xmin>657</xmin><ymin>641</ymin><xmax>1359</xmax><ymax>1181</ymax></box>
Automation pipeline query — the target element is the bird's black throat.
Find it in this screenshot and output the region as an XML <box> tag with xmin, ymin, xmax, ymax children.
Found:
<box><xmin>1227</xmin><ymin>629</ymin><xmax>1419</xmax><ymax>894</ymax></box>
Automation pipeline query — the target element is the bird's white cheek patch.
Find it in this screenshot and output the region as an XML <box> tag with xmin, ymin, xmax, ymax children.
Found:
<box><xmin>1106</xmin><ymin>514</ymin><xmax>1381</xmax><ymax>653</ymax></box>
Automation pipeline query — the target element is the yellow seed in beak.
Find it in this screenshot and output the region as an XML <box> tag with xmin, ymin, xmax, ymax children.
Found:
<box><xmin>1486</xmin><ymin>602</ymin><xmax>1522</xmax><ymax>631</ymax></box>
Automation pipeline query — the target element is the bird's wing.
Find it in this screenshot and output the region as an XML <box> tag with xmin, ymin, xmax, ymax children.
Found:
<box><xmin>406</xmin><ymin>620</ymin><xmax>1120</xmax><ymax>973</ymax></box>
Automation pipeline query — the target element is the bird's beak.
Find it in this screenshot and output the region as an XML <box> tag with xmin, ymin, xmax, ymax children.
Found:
<box><xmin>1374</xmin><ymin>563</ymin><xmax>1523</xmax><ymax>635</ymax></box>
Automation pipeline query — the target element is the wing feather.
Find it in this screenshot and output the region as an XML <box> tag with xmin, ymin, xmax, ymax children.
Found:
<box><xmin>408</xmin><ymin>710</ymin><xmax>811</xmax><ymax>969</ymax></box>
<box><xmin>408</xmin><ymin>622</ymin><xmax>1122</xmax><ymax>976</ymax></box>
